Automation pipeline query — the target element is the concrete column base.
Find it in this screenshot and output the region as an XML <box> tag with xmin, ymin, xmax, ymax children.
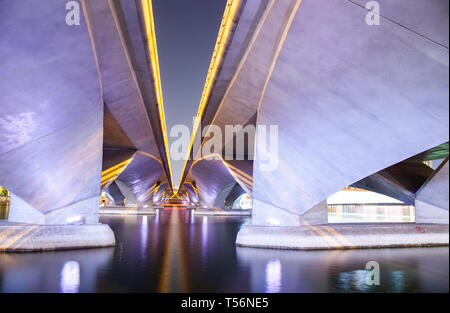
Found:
<box><xmin>236</xmin><ymin>223</ymin><xmax>449</xmax><ymax>250</ymax></box>
<box><xmin>0</xmin><ymin>223</ymin><xmax>115</xmax><ymax>252</ymax></box>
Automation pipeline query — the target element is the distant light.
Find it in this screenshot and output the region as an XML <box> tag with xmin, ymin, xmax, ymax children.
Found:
<box><xmin>267</xmin><ymin>218</ymin><xmax>280</xmax><ymax>226</ymax></box>
<box><xmin>239</xmin><ymin>193</ymin><xmax>252</xmax><ymax>210</ymax></box>
<box><xmin>143</xmin><ymin>204</ymin><xmax>149</xmax><ymax>208</ymax></box>
<box><xmin>66</xmin><ymin>216</ymin><xmax>83</xmax><ymax>225</ymax></box>
<box><xmin>60</xmin><ymin>261</ymin><xmax>80</xmax><ymax>293</ymax></box>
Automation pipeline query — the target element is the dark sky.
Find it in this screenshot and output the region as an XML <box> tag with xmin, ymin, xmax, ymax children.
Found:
<box><xmin>153</xmin><ymin>0</ymin><xmax>227</xmax><ymax>188</ymax></box>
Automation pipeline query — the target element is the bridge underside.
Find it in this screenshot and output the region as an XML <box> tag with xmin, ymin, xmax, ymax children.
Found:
<box><xmin>0</xmin><ymin>0</ymin><xmax>448</xmax><ymax>252</ymax></box>
<box><xmin>0</xmin><ymin>0</ymin><xmax>171</xmax><ymax>251</ymax></box>
<box><xmin>179</xmin><ymin>0</ymin><xmax>449</xmax><ymax>249</ymax></box>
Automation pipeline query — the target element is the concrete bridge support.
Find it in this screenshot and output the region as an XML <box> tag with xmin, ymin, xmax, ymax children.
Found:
<box><xmin>0</xmin><ymin>0</ymin><xmax>115</xmax><ymax>251</ymax></box>
<box><xmin>115</xmin><ymin>180</ymin><xmax>137</xmax><ymax>207</ymax></box>
<box><xmin>236</xmin><ymin>0</ymin><xmax>449</xmax><ymax>249</ymax></box>
<box><xmin>415</xmin><ymin>159</ymin><xmax>449</xmax><ymax>224</ymax></box>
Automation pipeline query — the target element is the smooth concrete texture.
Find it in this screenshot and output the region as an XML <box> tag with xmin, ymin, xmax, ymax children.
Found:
<box><xmin>115</xmin><ymin>180</ymin><xmax>137</xmax><ymax>207</ymax></box>
<box><xmin>1</xmin><ymin>1</ymin><xmax>171</xmax><ymax>232</ymax></box>
<box><xmin>85</xmin><ymin>0</ymin><xmax>172</xmax><ymax>201</ymax></box>
<box><xmin>202</xmin><ymin>0</ymin><xmax>300</xmax><ymax>146</ymax></box>
<box><xmin>113</xmin><ymin>152</ymin><xmax>163</xmax><ymax>204</ymax></box>
<box><xmin>251</xmin><ymin>0</ymin><xmax>449</xmax><ymax>220</ymax></box>
<box><xmin>214</xmin><ymin>183</ymin><xmax>236</xmax><ymax>208</ymax></box>
<box><xmin>7</xmin><ymin>193</ymin><xmax>44</xmax><ymax>224</ymax></box>
<box><xmin>0</xmin><ymin>0</ymin><xmax>103</xmax><ymax>225</ymax></box>
<box><xmin>415</xmin><ymin>159</ymin><xmax>449</xmax><ymax>224</ymax></box>
<box><xmin>236</xmin><ymin>223</ymin><xmax>449</xmax><ymax>250</ymax></box>
<box><xmin>352</xmin><ymin>0</ymin><xmax>449</xmax><ymax>47</ymax></box>
<box><xmin>252</xmin><ymin>199</ymin><xmax>328</xmax><ymax>226</ymax></box>
<box><xmin>415</xmin><ymin>201</ymin><xmax>450</xmax><ymax>225</ymax></box>
<box><xmin>105</xmin><ymin>181</ymin><xmax>126</xmax><ymax>205</ymax></box>
<box><xmin>0</xmin><ymin>222</ymin><xmax>115</xmax><ymax>252</ymax></box>
<box><xmin>189</xmin><ymin>158</ymin><xmax>251</xmax><ymax>207</ymax></box>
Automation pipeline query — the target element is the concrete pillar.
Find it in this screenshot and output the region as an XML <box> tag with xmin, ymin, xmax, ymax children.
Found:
<box><xmin>251</xmin><ymin>199</ymin><xmax>328</xmax><ymax>227</ymax></box>
<box><xmin>0</xmin><ymin>0</ymin><xmax>115</xmax><ymax>251</ymax></box>
<box><xmin>8</xmin><ymin>193</ymin><xmax>45</xmax><ymax>224</ymax></box>
<box><xmin>415</xmin><ymin>159</ymin><xmax>449</xmax><ymax>224</ymax></box>
<box><xmin>115</xmin><ymin>180</ymin><xmax>137</xmax><ymax>207</ymax></box>
<box><xmin>214</xmin><ymin>183</ymin><xmax>236</xmax><ymax>209</ymax></box>
<box><xmin>236</xmin><ymin>0</ymin><xmax>448</xmax><ymax>250</ymax></box>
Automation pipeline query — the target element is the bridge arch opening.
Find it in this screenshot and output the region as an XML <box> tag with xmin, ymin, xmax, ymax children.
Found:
<box><xmin>0</xmin><ymin>186</ymin><xmax>10</xmax><ymax>220</ymax></box>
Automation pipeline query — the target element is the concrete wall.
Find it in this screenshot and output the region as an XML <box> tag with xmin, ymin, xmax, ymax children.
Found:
<box><xmin>251</xmin><ymin>0</ymin><xmax>449</xmax><ymax>225</ymax></box>
<box><xmin>0</xmin><ymin>0</ymin><xmax>103</xmax><ymax>224</ymax></box>
<box><xmin>416</xmin><ymin>159</ymin><xmax>449</xmax><ymax>224</ymax></box>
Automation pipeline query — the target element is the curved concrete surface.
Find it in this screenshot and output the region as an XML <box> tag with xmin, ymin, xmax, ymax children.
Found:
<box><xmin>0</xmin><ymin>222</ymin><xmax>115</xmax><ymax>252</ymax></box>
<box><xmin>236</xmin><ymin>223</ymin><xmax>449</xmax><ymax>250</ymax></box>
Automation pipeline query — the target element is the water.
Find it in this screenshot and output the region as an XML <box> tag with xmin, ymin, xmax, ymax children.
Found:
<box><xmin>0</xmin><ymin>210</ymin><xmax>448</xmax><ymax>292</ymax></box>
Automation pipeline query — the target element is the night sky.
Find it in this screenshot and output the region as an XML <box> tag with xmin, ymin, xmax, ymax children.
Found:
<box><xmin>153</xmin><ymin>0</ymin><xmax>227</xmax><ymax>187</ymax></box>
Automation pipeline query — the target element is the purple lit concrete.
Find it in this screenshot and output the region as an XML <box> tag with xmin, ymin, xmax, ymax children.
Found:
<box><xmin>0</xmin><ymin>0</ymin><xmax>171</xmax><ymax>250</ymax></box>
<box><xmin>0</xmin><ymin>0</ymin><xmax>103</xmax><ymax>224</ymax></box>
<box><xmin>251</xmin><ymin>0</ymin><xmax>449</xmax><ymax>225</ymax></box>
<box><xmin>236</xmin><ymin>223</ymin><xmax>449</xmax><ymax>250</ymax></box>
<box><xmin>0</xmin><ymin>222</ymin><xmax>115</xmax><ymax>252</ymax></box>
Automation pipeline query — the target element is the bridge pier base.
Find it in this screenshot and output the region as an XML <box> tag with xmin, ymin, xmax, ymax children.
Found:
<box><xmin>236</xmin><ymin>223</ymin><xmax>449</xmax><ymax>250</ymax></box>
<box><xmin>0</xmin><ymin>222</ymin><xmax>115</xmax><ymax>252</ymax></box>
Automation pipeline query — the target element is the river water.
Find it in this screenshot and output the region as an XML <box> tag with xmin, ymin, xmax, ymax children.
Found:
<box><xmin>0</xmin><ymin>210</ymin><xmax>448</xmax><ymax>292</ymax></box>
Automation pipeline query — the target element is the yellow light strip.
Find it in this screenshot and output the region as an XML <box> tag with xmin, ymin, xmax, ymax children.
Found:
<box><xmin>177</xmin><ymin>0</ymin><xmax>242</xmax><ymax>189</ymax></box>
<box><xmin>226</xmin><ymin>162</ymin><xmax>252</xmax><ymax>181</ymax></box>
<box><xmin>152</xmin><ymin>183</ymin><xmax>162</xmax><ymax>197</ymax></box>
<box><xmin>141</xmin><ymin>0</ymin><xmax>174</xmax><ymax>190</ymax></box>
<box><xmin>229</xmin><ymin>169</ymin><xmax>253</xmax><ymax>189</ymax></box>
<box><xmin>101</xmin><ymin>159</ymin><xmax>132</xmax><ymax>177</ymax></box>
<box><xmin>142</xmin><ymin>184</ymin><xmax>157</xmax><ymax>199</ymax></box>
<box><xmin>319</xmin><ymin>226</ymin><xmax>355</xmax><ymax>247</ymax></box>
<box><xmin>300</xmin><ymin>218</ymin><xmax>342</xmax><ymax>247</ymax></box>
<box><xmin>101</xmin><ymin>158</ymin><xmax>134</xmax><ymax>186</ymax></box>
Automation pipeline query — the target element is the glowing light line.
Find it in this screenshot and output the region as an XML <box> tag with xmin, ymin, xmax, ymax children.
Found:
<box><xmin>141</xmin><ymin>0</ymin><xmax>174</xmax><ymax>190</ymax></box>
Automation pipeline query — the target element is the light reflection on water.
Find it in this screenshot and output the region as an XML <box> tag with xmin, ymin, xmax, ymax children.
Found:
<box><xmin>0</xmin><ymin>210</ymin><xmax>448</xmax><ymax>292</ymax></box>
<box><xmin>265</xmin><ymin>259</ymin><xmax>282</xmax><ymax>293</ymax></box>
<box><xmin>60</xmin><ymin>261</ymin><xmax>80</xmax><ymax>293</ymax></box>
